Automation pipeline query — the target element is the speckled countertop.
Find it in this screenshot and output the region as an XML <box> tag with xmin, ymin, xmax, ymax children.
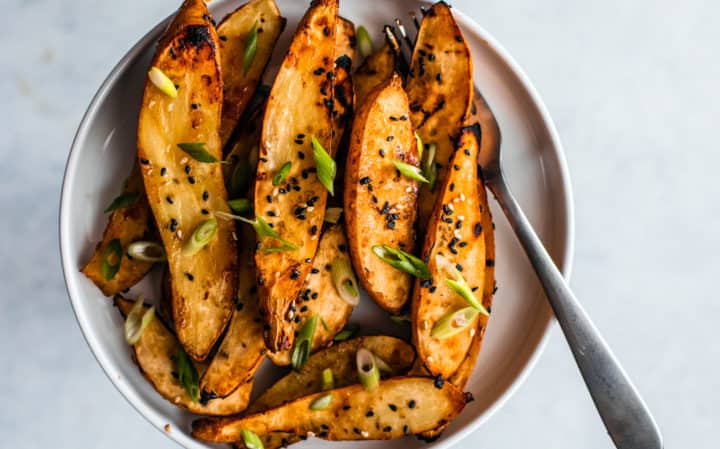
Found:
<box><xmin>1</xmin><ymin>0</ymin><xmax>717</xmax><ymax>447</ymax></box>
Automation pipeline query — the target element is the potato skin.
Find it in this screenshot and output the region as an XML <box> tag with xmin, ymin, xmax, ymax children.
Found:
<box><xmin>406</xmin><ymin>1</ymin><xmax>473</xmax><ymax>228</ymax></box>
<box><xmin>81</xmin><ymin>163</ymin><xmax>154</xmax><ymax>296</ymax></box>
<box><xmin>192</xmin><ymin>377</ymin><xmax>467</xmax><ymax>443</ymax></box>
<box><xmin>217</xmin><ymin>0</ymin><xmax>284</xmax><ymax>146</ymax></box>
<box><xmin>344</xmin><ymin>74</ymin><xmax>419</xmax><ymax>314</ymax></box>
<box><xmin>254</xmin><ymin>0</ymin><xmax>338</xmax><ymax>352</ymax></box>
<box><xmin>353</xmin><ymin>44</ymin><xmax>396</xmax><ymax>106</ymax></box>
<box><xmin>412</xmin><ymin>124</ymin><xmax>486</xmax><ymax>380</ymax></box>
<box><xmin>114</xmin><ymin>296</ymin><xmax>253</xmax><ymax>416</ymax></box>
<box><xmin>137</xmin><ymin>0</ymin><xmax>237</xmax><ymax>361</ymax></box>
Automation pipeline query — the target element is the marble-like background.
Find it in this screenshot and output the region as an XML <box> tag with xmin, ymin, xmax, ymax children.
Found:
<box><xmin>2</xmin><ymin>0</ymin><xmax>717</xmax><ymax>447</ymax></box>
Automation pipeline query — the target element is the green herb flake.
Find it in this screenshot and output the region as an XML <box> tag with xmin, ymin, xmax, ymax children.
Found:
<box><xmin>272</xmin><ymin>161</ymin><xmax>292</xmax><ymax>186</ymax></box>
<box><xmin>104</xmin><ymin>191</ymin><xmax>140</xmax><ymax>213</ymax></box>
<box><xmin>372</xmin><ymin>245</ymin><xmax>430</xmax><ymax>279</ymax></box>
<box><xmin>291</xmin><ymin>314</ymin><xmax>318</xmax><ymax>371</ymax></box>
<box><xmin>102</xmin><ymin>239</ymin><xmax>123</xmax><ymax>280</ymax></box>
<box><xmin>243</xmin><ymin>21</ymin><xmax>259</xmax><ymax>75</ymax></box>
<box><xmin>312</xmin><ymin>136</ymin><xmax>336</xmax><ymax>196</ymax></box>
<box><xmin>177</xmin><ymin>142</ymin><xmax>224</xmax><ymax>164</ymax></box>
<box><xmin>173</xmin><ymin>347</ymin><xmax>199</xmax><ymax>402</ymax></box>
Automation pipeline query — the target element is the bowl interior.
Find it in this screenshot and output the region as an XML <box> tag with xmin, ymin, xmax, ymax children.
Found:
<box><xmin>60</xmin><ymin>1</ymin><xmax>573</xmax><ymax>448</ymax></box>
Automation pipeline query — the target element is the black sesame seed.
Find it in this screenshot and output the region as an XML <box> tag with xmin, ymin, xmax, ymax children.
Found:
<box><xmin>294</xmin><ymin>139</ymin><xmax>303</xmax><ymax>145</ymax></box>
<box><xmin>353</xmin><ymin>427</ymin><xmax>361</xmax><ymax>434</ymax></box>
<box><xmin>311</xmin><ymin>268</ymin><xmax>320</xmax><ymax>274</ymax></box>
<box><xmin>314</xmin><ymin>68</ymin><xmax>325</xmax><ymax>75</ymax></box>
<box><xmin>268</xmin><ymin>210</ymin><xmax>276</xmax><ymax>217</ymax></box>
<box><xmin>389</xmin><ymin>404</ymin><xmax>397</xmax><ymax>412</ymax></box>
<box><xmin>442</xmin><ymin>204</ymin><xmax>453</xmax><ymax>215</ymax></box>
<box><xmin>403</xmin><ymin>425</ymin><xmax>410</xmax><ymax>435</ymax></box>
<box><xmin>455</xmin><ymin>35</ymin><xmax>463</xmax><ymax>42</ymax></box>
<box><xmin>434</xmin><ymin>375</ymin><xmax>445</xmax><ymax>389</ymax></box>
<box><xmin>297</xmin><ymin>214</ymin><xmax>306</xmax><ymax>220</ymax></box>
<box><xmin>486</xmin><ymin>259</ymin><xmax>495</xmax><ymax>267</ymax></box>
<box><xmin>160</xmin><ymin>167</ymin><xmax>167</xmax><ymax>176</ymax></box>
<box><xmin>188</xmin><ymin>176</ymin><xmax>196</xmax><ymax>184</ymax></box>
<box><xmin>379</xmin><ymin>149</ymin><xmax>385</xmax><ymax>157</ymax></box>
<box><xmin>450</xmin><ymin>247</ymin><xmax>458</xmax><ymax>254</ymax></box>
<box><xmin>387</xmin><ymin>221</ymin><xmax>396</xmax><ymax>230</ymax></box>
<box><xmin>311</xmin><ymin>292</ymin><xmax>318</xmax><ymax>299</ymax></box>
<box><xmin>290</xmin><ymin>269</ymin><xmax>301</xmax><ymax>280</ymax></box>
<box><xmin>300</xmin><ymin>305</ymin><xmax>308</xmax><ymax>313</ymax></box>
<box><xmin>449</xmin><ymin>182</ymin><xmax>455</xmax><ymax>192</ymax></box>
<box><xmin>383</xmin><ymin>426</ymin><xmax>392</xmax><ymax>432</ymax></box>
<box><xmin>400</xmin><ymin>115</ymin><xmax>408</xmax><ymax>121</ymax></box>
<box><xmin>455</xmin><ymin>220</ymin><xmax>463</xmax><ymax>230</ymax></box>
<box><xmin>408</xmin><ymin>400</ymin><xmax>416</xmax><ymax>409</ymax></box>
<box><xmin>474</xmin><ymin>223</ymin><xmax>483</xmax><ymax>237</ymax></box>
<box><xmin>436</xmin><ymin>73</ymin><xmax>442</xmax><ymax>82</ymax></box>
<box><xmin>184</xmin><ymin>272</ymin><xmax>194</xmax><ymax>281</ymax></box>
<box><xmin>202</xmin><ymin>190</ymin><xmax>209</xmax><ymax>201</ymax></box>
<box><xmin>372</xmin><ymin>195</ymin><xmax>378</xmax><ymax>203</ymax></box>
<box><xmin>453</xmin><ymin>164</ymin><xmax>460</xmax><ymax>171</ymax></box>
<box><xmin>420</xmin><ymin>279</ymin><xmax>431</xmax><ymax>288</ymax></box>
<box><xmin>366</xmin><ymin>411</ymin><xmax>374</xmax><ymax>417</ymax></box>
<box><xmin>166</xmin><ymin>196</ymin><xmax>173</xmax><ymax>204</ymax></box>
<box><xmin>429</xmin><ymin>286</ymin><xmax>437</xmax><ymax>293</ymax></box>
<box><xmin>464</xmin><ymin>149</ymin><xmax>471</xmax><ymax>155</ymax></box>
<box><xmin>310</xmin><ymin>225</ymin><xmax>318</xmax><ymax>235</ymax></box>
<box><xmin>266</xmin><ymin>195</ymin><xmax>273</xmax><ymax>203</ymax></box>
<box><xmin>298</xmin><ymin>151</ymin><xmax>305</xmax><ymax>159</ymax></box>
<box><xmin>359</xmin><ymin>176</ymin><xmax>371</xmax><ymax>185</ymax></box>
<box><xmin>169</xmin><ymin>218</ymin><xmax>178</xmax><ymax>232</ymax></box>
<box><xmin>456</xmin><ymin>263</ymin><xmax>464</xmax><ymax>272</ymax></box>
<box><xmin>201</xmin><ymin>208</ymin><xmax>209</xmax><ymax>215</ymax></box>
<box><xmin>386</xmin><ymin>136</ymin><xmax>394</xmax><ymax>142</ymax></box>
<box><xmin>140</xmin><ymin>159</ymin><xmax>149</xmax><ymax>165</ymax></box>
<box><xmin>279</xmin><ymin>188</ymin><xmax>286</xmax><ymax>194</ymax></box>
<box><xmin>184</xmin><ymin>165</ymin><xmax>191</xmax><ymax>174</ymax></box>
<box><xmin>293</xmin><ymin>185</ymin><xmax>301</xmax><ymax>192</ymax></box>
<box><xmin>323</xmin><ymin>26</ymin><xmax>330</xmax><ymax>36</ymax></box>
<box><xmin>236</xmin><ymin>301</ymin><xmax>244</xmax><ymax>311</ymax></box>
<box><xmin>459</xmin><ymin>241</ymin><xmax>468</xmax><ymax>248</ymax></box>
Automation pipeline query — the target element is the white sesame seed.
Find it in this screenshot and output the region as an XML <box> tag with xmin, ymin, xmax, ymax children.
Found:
<box><xmin>460</xmin><ymin>193</ymin><xmax>466</xmax><ymax>201</ymax></box>
<box><xmin>177</xmin><ymin>230</ymin><xmax>183</xmax><ymax>239</ymax></box>
<box><xmin>168</xmin><ymin>103</ymin><xmax>174</xmax><ymax>112</ymax></box>
<box><xmin>273</xmin><ymin>187</ymin><xmax>279</xmax><ymax>196</ymax></box>
<box><xmin>453</xmin><ymin>197</ymin><xmax>460</xmax><ymax>203</ymax></box>
<box><xmin>232</xmin><ymin>232</ymin><xmax>238</xmax><ymax>241</ymax></box>
<box><xmin>405</xmin><ymin>186</ymin><xmax>412</xmax><ymax>193</ymax></box>
<box><xmin>458</xmin><ymin>215</ymin><xmax>465</xmax><ymax>221</ymax></box>
<box><xmin>307</xmin><ymin>432</ymin><xmax>316</xmax><ymax>438</ymax></box>
<box><xmin>396</xmin><ymin>204</ymin><xmax>404</xmax><ymax>210</ymax></box>
<box><xmin>180</xmin><ymin>157</ymin><xmax>188</xmax><ymax>164</ymax></box>
<box><xmin>421</xmin><ymin>320</ymin><xmax>429</xmax><ymax>330</ymax></box>
<box><xmin>470</xmin><ymin>328</ymin><xmax>476</xmax><ymax>337</ymax></box>
<box><xmin>454</xmin><ymin>230</ymin><xmax>462</xmax><ymax>239</ymax></box>
<box><xmin>307</xmin><ymin>206</ymin><xmax>315</xmax><ymax>212</ymax></box>
<box><xmin>427</xmin><ymin>356</ymin><xmax>434</xmax><ymax>363</ymax></box>
<box><xmin>361</xmin><ymin>431</ymin><xmax>369</xmax><ymax>438</ymax></box>
<box><xmin>447</xmin><ymin>203</ymin><xmax>454</xmax><ymax>211</ymax></box>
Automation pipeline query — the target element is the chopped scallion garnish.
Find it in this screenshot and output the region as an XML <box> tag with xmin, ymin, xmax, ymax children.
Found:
<box><xmin>125</xmin><ymin>295</ymin><xmax>155</xmax><ymax>345</ymax></box>
<box><xmin>393</xmin><ymin>160</ymin><xmax>429</xmax><ymax>183</ymax></box>
<box><xmin>356</xmin><ymin>26</ymin><xmax>374</xmax><ymax>59</ymax></box>
<box><xmin>309</xmin><ymin>393</ymin><xmax>333</xmax><ymax>411</ymax></box>
<box><xmin>174</xmin><ymin>347</ymin><xmax>199</xmax><ymax>402</ymax></box>
<box><xmin>322</xmin><ymin>368</ymin><xmax>334</xmax><ymax>391</ymax></box>
<box><xmin>228</xmin><ymin>198</ymin><xmax>252</xmax><ymax>214</ymax></box>
<box><xmin>182</xmin><ymin>218</ymin><xmax>218</xmax><ymax>256</ymax></box>
<box><xmin>214</xmin><ymin>211</ymin><xmax>298</xmax><ymax>252</ymax></box>
<box><xmin>324</xmin><ymin>207</ymin><xmax>343</xmax><ymax>224</ymax></box>
<box><xmin>372</xmin><ymin>245</ymin><xmax>430</xmax><ymax>279</ymax></box>
<box><xmin>241</xmin><ymin>429</ymin><xmax>264</xmax><ymax>449</ymax></box>
<box><xmin>312</xmin><ymin>136</ymin><xmax>336</xmax><ymax>196</ymax></box>
<box><xmin>104</xmin><ymin>191</ymin><xmax>140</xmax><ymax>213</ymax></box>
<box><xmin>126</xmin><ymin>241</ymin><xmax>166</xmax><ymax>263</ymax></box>
<box><xmin>331</xmin><ymin>257</ymin><xmax>360</xmax><ymax>306</ymax></box>
<box><xmin>424</xmin><ymin>142</ymin><xmax>438</xmax><ymax>192</ymax></box>
<box><xmin>435</xmin><ymin>254</ymin><xmax>489</xmax><ymax>315</ymax></box>
<box><xmin>102</xmin><ymin>239</ymin><xmax>123</xmax><ymax>280</ymax></box>
<box><xmin>356</xmin><ymin>348</ymin><xmax>380</xmax><ymax>391</ymax></box>
<box><xmin>177</xmin><ymin>143</ymin><xmax>225</xmax><ymax>164</ymax></box>
<box><xmin>272</xmin><ymin>161</ymin><xmax>292</xmax><ymax>186</ymax></box>
<box><xmin>415</xmin><ymin>132</ymin><xmax>424</xmax><ymax>160</ymax></box>
<box><xmin>148</xmin><ymin>67</ymin><xmax>177</xmax><ymax>98</ymax></box>
<box><xmin>431</xmin><ymin>306</ymin><xmax>480</xmax><ymax>339</ymax></box>
<box><xmin>291</xmin><ymin>315</ymin><xmax>318</xmax><ymax>371</ymax></box>
<box><xmin>333</xmin><ymin>323</ymin><xmax>359</xmax><ymax>342</ymax></box>
<box><xmin>243</xmin><ymin>21</ymin><xmax>258</xmax><ymax>75</ymax></box>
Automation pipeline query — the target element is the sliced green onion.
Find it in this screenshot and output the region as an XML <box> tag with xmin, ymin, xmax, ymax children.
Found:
<box><xmin>356</xmin><ymin>348</ymin><xmax>380</xmax><ymax>391</ymax></box>
<box><xmin>228</xmin><ymin>198</ymin><xmax>252</xmax><ymax>214</ymax></box>
<box><xmin>148</xmin><ymin>67</ymin><xmax>177</xmax><ymax>98</ymax></box>
<box><xmin>182</xmin><ymin>218</ymin><xmax>218</xmax><ymax>256</ymax></box>
<box><xmin>333</xmin><ymin>323</ymin><xmax>359</xmax><ymax>341</ymax></box>
<box><xmin>309</xmin><ymin>393</ymin><xmax>333</xmax><ymax>411</ymax></box>
<box><xmin>320</xmin><ymin>317</ymin><xmax>330</xmax><ymax>332</ymax></box>
<box><xmin>390</xmin><ymin>314</ymin><xmax>411</xmax><ymax>325</ymax></box>
<box><xmin>102</xmin><ymin>239</ymin><xmax>123</xmax><ymax>280</ymax></box>
<box><xmin>324</xmin><ymin>207</ymin><xmax>343</xmax><ymax>224</ymax></box>
<box><xmin>356</xmin><ymin>26</ymin><xmax>374</xmax><ymax>59</ymax></box>
<box><xmin>435</xmin><ymin>254</ymin><xmax>489</xmax><ymax>315</ymax></box>
<box><xmin>272</xmin><ymin>161</ymin><xmax>292</xmax><ymax>186</ymax></box>
<box><xmin>125</xmin><ymin>295</ymin><xmax>156</xmax><ymax>345</ymax></box>
<box><xmin>291</xmin><ymin>314</ymin><xmax>318</xmax><ymax>371</ymax></box>
<box><xmin>126</xmin><ymin>241</ymin><xmax>166</xmax><ymax>262</ymax></box>
<box><xmin>431</xmin><ymin>306</ymin><xmax>480</xmax><ymax>339</ymax></box>
<box><xmin>241</xmin><ymin>429</ymin><xmax>264</xmax><ymax>449</ymax></box>
<box><xmin>321</xmin><ymin>368</ymin><xmax>334</xmax><ymax>390</ymax></box>
<box><xmin>312</xmin><ymin>136</ymin><xmax>336</xmax><ymax>196</ymax></box>
<box><xmin>177</xmin><ymin>142</ymin><xmax>225</xmax><ymax>164</ymax></box>
<box><xmin>393</xmin><ymin>160</ymin><xmax>429</xmax><ymax>183</ymax></box>
<box><xmin>104</xmin><ymin>191</ymin><xmax>140</xmax><ymax>213</ymax></box>
<box><xmin>373</xmin><ymin>354</ymin><xmax>392</xmax><ymax>373</ymax></box>
<box><xmin>243</xmin><ymin>21</ymin><xmax>258</xmax><ymax>75</ymax></box>
<box><xmin>372</xmin><ymin>245</ymin><xmax>430</xmax><ymax>279</ymax></box>
<box><xmin>228</xmin><ymin>159</ymin><xmax>252</xmax><ymax>198</ymax></box>
<box><xmin>214</xmin><ymin>211</ymin><xmax>298</xmax><ymax>252</ymax></box>
<box><xmin>331</xmin><ymin>257</ymin><xmax>360</xmax><ymax>306</ymax></box>
<box><xmin>415</xmin><ymin>132</ymin><xmax>424</xmax><ymax>160</ymax></box>
<box><xmin>424</xmin><ymin>142</ymin><xmax>438</xmax><ymax>192</ymax></box>
<box><xmin>174</xmin><ymin>347</ymin><xmax>199</xmax><ymax>402</ymax></box>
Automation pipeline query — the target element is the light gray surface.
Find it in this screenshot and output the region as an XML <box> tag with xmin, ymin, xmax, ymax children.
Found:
<box><xmin>1</xmin><ymin>0</ymin><xmax>715</xmax><ymax>448</ymax></box>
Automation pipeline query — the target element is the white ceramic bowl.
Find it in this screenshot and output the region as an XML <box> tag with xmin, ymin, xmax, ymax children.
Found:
<box><xmin>60</xmin><ymin>1</ymin><xmax>574</xmax><ymax>448</ymax></box>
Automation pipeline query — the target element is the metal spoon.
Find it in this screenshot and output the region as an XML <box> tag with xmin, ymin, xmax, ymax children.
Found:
<box><xmin>386</xmin><ymin>15</ymin><xmax>663</xmax><ymax>449</ymax></box>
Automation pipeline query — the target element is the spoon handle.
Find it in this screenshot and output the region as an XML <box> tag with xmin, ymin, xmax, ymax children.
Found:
<box><xmin>488</xmin><ymin>175</ymin><xmax>662</xmax><ymax>449</ymax></box>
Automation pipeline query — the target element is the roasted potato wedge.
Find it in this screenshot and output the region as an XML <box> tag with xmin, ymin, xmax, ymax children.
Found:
<box><xmin>193</xmin><ymin>377</ymin><xmax>467</xmax><ymax>443</ymax></box>
<box><xmin>412</xmin><ymin>125</ymin><xmax>486</xmax><ymax>380</ymax></box>
<box><xmin>406</xmin><ymin>1</ymin><xmax>473</xmax><ymax>226</ymax></box>
<box><xmin>200</xmin><ymin>223</ymin><xmax>265</xmax><ymax>398</ymax></box>
<box><xmin>217</xmin><ymin>0</ymin><xmax>284</xmax><ymax>146</ymax></box>
<box><xmin>250</xmin><ymin>335</ymin><xmax>414</xmax><ymax>449</ymax></box>
<box><xmin>114</xmin><ymin>296</ymin><xmax>253</xmax><ymax>415</ymax></box>
<box><xmin>137</xmin><ymin>0</ymin><xmax>238</xmax><ymax>361</ymax></box>
<box><xmin>344</xmin><ymin>74</ymin><xmax>419</xmax><ymax>314</ymax></box>
<box><xmin>268</xmin><ymin>223</ymin><xmax>353</xmax><ymax>365</ymax></box>
<box><xmin>353</xmin><ymin>44</ymin><xmax>396</xmax><ymax>106</ymax></box>
<box><xmin>254</xmin><ymin>0</ymin><xmax>338</xmax><ymax>352</ymax></box>
<box><xmin>81</xmin><ymin>163</ymin><xmax>154</xmax><ymax>296</ymax></box>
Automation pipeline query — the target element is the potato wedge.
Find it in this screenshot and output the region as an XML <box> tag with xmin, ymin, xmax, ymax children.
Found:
<box><xmin>248</xmin><ymin>335</ymin><xmax>414</xmax><ymax>449</ymax></box>
<box><xmin>267</xmin><ymin>223</ymin><xmax>353</xmax><ymax>365</ymax></box>
<box><xmin>200</xmin><ymin>223</ymin><xmax>265</xmax><ymax>398</ymax></box>
<box><xmin>406</xmin><ymin>2</ymin><xmax>473</xmax><ymax>226</ymax></box>
<box><xmin>114</xmin><ymin>296</ymin><xmax>253</xmax><ymax>415</ymax></box>
<box><xmin>412</xmin><ymin>125</ymin><xmax>486</xmax><ymax>380</ymax></box>
<box><xmin>137</xmin><ymin>0</ymin><xmax>238</xmax><ymax>361</ymax></box>
<box><xmin>217</xmin><ymin>0</ymin><xmax>284</xmax><ymax>146</ymax></box>
<box><xmin>192</xmin><ymin>377</ymin><xmax>467</xmax><ymax>443</ymax></box>
<box><xmin>353</xmin><ymin>44</ymin><xmax>396</xmax><ymax>106</ymax></box>
<box><xmin>254</xmin><ymin>0</ymin><xmax>338</xmax><ymax>352</ymax></box>
<box><xmin>81</xmin><ymin>163</ymin><xmax>154</xmax><ymax>296</ymax></box>
<box><xmin>344</xmin><ymin>74</ymin><xmax>419</xmax><ymax>314</ymax></box>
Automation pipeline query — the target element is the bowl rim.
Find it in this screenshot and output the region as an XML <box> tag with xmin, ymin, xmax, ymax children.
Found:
<box><xmin>59</xmin><ymin>4</ymin><xmax>575</xmax><ymax>448</ymax></box>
